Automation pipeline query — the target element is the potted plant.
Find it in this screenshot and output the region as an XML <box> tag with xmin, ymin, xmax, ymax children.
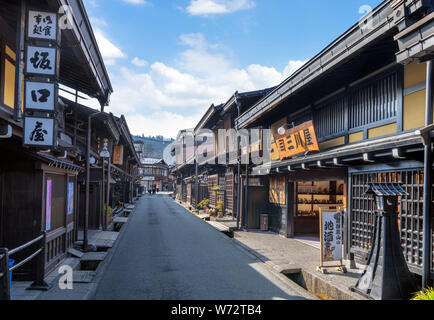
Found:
<box><xmin>208</xmin><ymin>208</ymin><xmax>217</xmax><ymax>217</ymax></box>
<box><xmin>198</xmin><ymin>199</ymin><xmax>210</xmax><ymax>214</ymax></box>
<box><xmin>217</xmin><ymin>200</ymin><xmax>224</xmax><ymax>218</ymax></box>
<box><xmin>411</xmin><ymin>288</ymin><xmax>434</xmax><ymax>300</ymax></box>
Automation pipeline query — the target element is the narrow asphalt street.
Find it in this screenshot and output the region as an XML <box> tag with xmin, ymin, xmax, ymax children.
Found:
<box><xmin>93</xmin><ymin>194</ymin><xmax>306</xmax><ymax>300</ymax></box>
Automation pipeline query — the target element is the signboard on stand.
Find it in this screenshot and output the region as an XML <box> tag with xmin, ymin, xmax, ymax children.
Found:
<box><xmin>317</xmin><ymin>207</ymin><xmax>346</xmax><ymax>274</ymax></box>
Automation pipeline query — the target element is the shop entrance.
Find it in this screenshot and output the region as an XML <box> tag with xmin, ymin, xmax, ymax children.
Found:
<box><xmin>294</xmin><ymin>180</ymin><xmax>345</xmax><ymax>246</ymax></box>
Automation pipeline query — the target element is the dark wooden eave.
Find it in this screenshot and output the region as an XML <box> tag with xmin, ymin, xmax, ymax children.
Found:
<box><xmin>0</xmin><ymin>0</ymin><xmax>113</xmax><ymax>107</ymax></box>
<box><xmin>253</xmin><ymin>131</ymin><xmax>424</xmax><ymax>175</ymax></box>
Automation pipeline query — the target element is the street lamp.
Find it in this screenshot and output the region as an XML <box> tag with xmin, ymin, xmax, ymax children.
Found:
<box><xmin>350</xmin><ymin>183</ymin><xmax>419</xmax><ymax>300</ymax></box>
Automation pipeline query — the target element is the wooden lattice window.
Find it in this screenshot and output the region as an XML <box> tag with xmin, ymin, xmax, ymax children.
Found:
<box><xmin>350</xmin><ymin>169</ymin><xmax>433</xmax><ymax>272</ymax></box>
<box><xmin>349</xmin><ymin>71</ymin><xmax>398</xmax><ymax>130</ymax></box>
<box><xmin>269</xmin><ymin>176</ymin><xmax>286</xmax><ymax>205</ymax></box>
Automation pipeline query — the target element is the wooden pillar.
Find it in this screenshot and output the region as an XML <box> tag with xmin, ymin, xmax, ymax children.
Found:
<box><xmin>287</xmin><ymin>181</ymin><xmax>295</xmax><ymax>238</ymax></box>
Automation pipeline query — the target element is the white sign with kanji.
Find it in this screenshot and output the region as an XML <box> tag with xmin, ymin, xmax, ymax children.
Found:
<box><xmin>25</xmin><ymin>81</ymin><xmax>55</xmax><ymax>111</ymax></box>
<box><xmin>24</xmin><ymin>117</ymin><xmax>55</xmax><ymax>147</ymax></box>
<box><xmin>26</xmin><ymin>46</ymin><xmax>57</xmax><ymax>76</ymax></box>
<box><xmin>321</xmin><ymin>211</ymin><xmax>343</xmax><ymax>262</ymax></box>
<box><xmin>27</xmin><ymin>10</ymin><xmax>58</xmax><ymax>40</ymax></box>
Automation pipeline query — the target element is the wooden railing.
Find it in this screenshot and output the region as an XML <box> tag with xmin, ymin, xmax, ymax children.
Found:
<box><xmin>0</xmin><ymin>233</ymin><xmax>47</xmax><ymax>300</ymax></box>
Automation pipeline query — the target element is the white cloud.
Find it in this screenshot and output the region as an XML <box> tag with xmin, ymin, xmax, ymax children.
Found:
<box><xmin>186</xmin><ymin>0</ymin><xmax>255</xmax><ymax>16</ymax></box>
<box><xmin>94</xmin><ymin>28</ymin><xmax>127</xmax><ymax>65</ymax></box>
<box><xmin>132</xmin><ymin>57</ymin><xmax>149</xmax><ymax>67</ymax></box>
<box><xmin>283</xmin><ymin>60</ymin><xmax>308</xmax><ymax>78</ymax></box>
<box><xmin>122</xmin><ymin>0</ymin><xmax>148</xmax><ymax>5</ymax></box>
<box><xmin>90</xmin><ymin>17</ymin><xmax>107</xmax><ymax>27</ymax></box>
<box><xmin>124</xmin><ymin>112</ymin><xmax>202</xmax><ymax>138</ymax></box>
<box><xmin>97</xmin><ymin>33</ymin><xmax>308</xmax><ymax>138</ymax></box>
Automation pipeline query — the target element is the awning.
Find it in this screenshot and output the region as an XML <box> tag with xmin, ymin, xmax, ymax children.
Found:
<box><xmin>34</xmin><ymin>152</ymin><xmax>84</xmax><ymax>172</ymax></box>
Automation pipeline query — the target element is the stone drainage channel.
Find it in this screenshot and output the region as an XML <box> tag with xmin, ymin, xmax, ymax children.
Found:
<box><xmin>211</xmin><ymin>223</ymin><xmax>360</xmax><ymax>300</ymax></box>
<box><xmin>70</xmin><ymin>208</ymin><xmax>133</xmax><ymax>285</ymax></box>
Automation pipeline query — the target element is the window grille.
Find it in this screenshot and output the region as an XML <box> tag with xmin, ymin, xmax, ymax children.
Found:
<box><xmin>350</xmin><ymin>169</ymin><xmax>433</xmax><ymax>273</ymax></box>
<box><xmin>314</xmin><ymin>96</ymin><xmax>346</xmax><ymax>139</ymax></box>
<box><xmin>349</xmin><ymin>72</ymin><xmax>398</xmax><ymax>129</ymax></box>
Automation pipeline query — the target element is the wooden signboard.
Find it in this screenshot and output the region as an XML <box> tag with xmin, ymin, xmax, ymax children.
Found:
<box><xmin>275</xmin><ymin>120</ymin><xmax>319</xmax><ymax>160</ymax></box>
<box><xmin>113</xmin><ymin>145</ymin><xmax>124</xmax><ymax>165</ymax></box>
<box><xmin>317</xmin><ymin>207</ymin><xmax>347</xmax><ymax>274</ymax></box>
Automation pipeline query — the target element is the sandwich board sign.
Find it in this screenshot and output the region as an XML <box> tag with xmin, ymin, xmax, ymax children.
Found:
<box><xmin>317</xmin><ymin>207</ymin><xmax>347</xmax><ymax>274</ymax></box>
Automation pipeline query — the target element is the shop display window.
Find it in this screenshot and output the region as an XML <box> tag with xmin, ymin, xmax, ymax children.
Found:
<box><xmin>296</xmin><ymin>180</ymin><xmax>344</xmax><ymax>217</ymax></box>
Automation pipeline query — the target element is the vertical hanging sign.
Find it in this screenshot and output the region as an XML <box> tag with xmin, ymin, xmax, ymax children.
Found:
<box><xmin>67</xmin><ymin>182</ymin><xmax>74</xmax><ymax>215</ymax></box>
<box><xmin>27</xmin><ymin>11</ymin><xmax>58</xmax><ymax>41</ymax></box>
<box><xmin>46</xmin><ymin>179</ymin><xmax>52</xmax><ymax>231</ymax></box>
<box><xmin>23</xmin><ymin>9</ymin><xmax>60</xmax><ymax>148</ymax></box>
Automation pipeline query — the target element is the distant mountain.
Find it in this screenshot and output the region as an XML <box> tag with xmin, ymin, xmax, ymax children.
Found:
<box><xmin>133</xmin><ymin>135</ymin><xmax>174</xmax><ymax>159</ymax></box>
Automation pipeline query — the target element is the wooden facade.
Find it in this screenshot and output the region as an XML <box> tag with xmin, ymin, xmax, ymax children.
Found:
<box><xmin>232</xmin><ymin>1</ymin><xmax>434</xmax><ymax>280</ymax></box>
<box><xmin>0</xmin><ymin>0</ymin><xmax>139</xmax><ymax>281</ymax></box>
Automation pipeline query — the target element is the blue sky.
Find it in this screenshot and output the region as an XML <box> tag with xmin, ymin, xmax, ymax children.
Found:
<box><xmin>81</xmin><ymin>0</ymin><xmax>382</xmax><ymax>138</ymax></box>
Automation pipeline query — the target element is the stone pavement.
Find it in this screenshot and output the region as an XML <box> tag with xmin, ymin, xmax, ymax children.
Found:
<box><xmin>214</xmin><ymin>221</ymin><xmax>367</xmax><ymax>300</ymax></box>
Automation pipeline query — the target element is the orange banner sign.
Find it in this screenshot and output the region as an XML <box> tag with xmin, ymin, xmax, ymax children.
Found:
<box><xmin>275</xmin><ymin>120</ymin><xmax>319</xmax><ymax>159</ymax></box>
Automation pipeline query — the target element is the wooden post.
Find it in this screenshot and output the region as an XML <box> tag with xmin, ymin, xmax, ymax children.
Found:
<box><xmin>13</xmin><ymin>0</ymin><xmax>25</xmax><ymax>122</ymax></box>
<box><xmin>106</xmin><ymin>157</ymin><xmax>111</xmax><ymax>226</ymax></box>
<box><xmin>28</xmin><ymin>232</ymin><xmax>49</xmax><ymax>291</ymax></box>
<box><xmin>102</xmin><ymin>159</ymin><xmax>105</xmax><ymax>230</ymax></box>
<box><xmin>0</xmin><ymin>249</ymin><xmax>11</xmax><ymax>300</ymax></box>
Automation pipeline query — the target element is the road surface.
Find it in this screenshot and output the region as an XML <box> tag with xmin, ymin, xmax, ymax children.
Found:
<box><xmin>93</xmin><ymin>194</ymin><xmax>306</xmax><ymax>300</ymax></box>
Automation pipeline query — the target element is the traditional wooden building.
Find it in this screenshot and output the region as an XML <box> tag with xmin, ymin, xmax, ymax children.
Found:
<box><xmin>0</xmin><ymin>0</ymin><xmax>112</xmax><ymax>278</ymax></box>
<box><xmin>60</xmin><ymin>97</ymin><xmax>121</xmax><ymax>230</ymax></box>
<box><xmin>140</xmin><ymin>158</ymin><xmax>170</xmax><ymax>191</ymax></box>
<box><xmin>172</xmin><ymin>89</ymin><xmax>274</xmax><ymax>216</ymax></box>
<box><xmin>110</xmin><ymin>115</ymin><xmax>140</xmax><ymax>207</ymax></box>
<box><xmin>235</xmin><ymin>0</ymin><xmax>434</xmax><ymax>283</ymax></box>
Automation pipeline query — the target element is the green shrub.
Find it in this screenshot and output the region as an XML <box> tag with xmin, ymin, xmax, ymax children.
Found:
<box><xmin>411</xmin><ymin>287</ymin><xmax>434</xmax><ymax>300</ymax></box>
<box><xmin>217</xmin><ymin>200</ymin><xmax>224</xmax><ymax>212</ymax></box>
<box><xmin>198</xmin><ymin>199</ymin><xmax>210</xmax><ymax>210</ymax></box>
